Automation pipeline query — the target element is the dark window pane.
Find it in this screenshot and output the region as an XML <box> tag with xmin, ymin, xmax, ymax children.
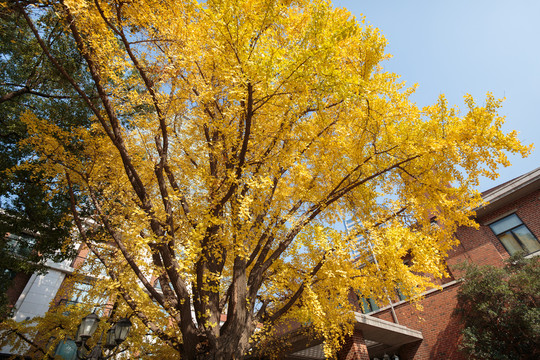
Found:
<box><xmin>368</xmin><ymin>298</ymin><xmax>379</xmax><ymax>312</ymax></box>
<box><xmin>513</xmin><ymin>225</ymin><xmax>540</xmax><ymax>254</ymax></box>
<box><xmin>6</xmin><ymin>234</ymin><xmax>35</xmax><ymax>257</ymax></box>
<box><xmin>498</xmin><ymin>232</ymin><xmax>522</xmax><ymax>255</ymax></box>
<box><xmin>395</xmin><ymin>286</ymin><xmax>406</xmax><ymax>301</ymax></box>
<box><xmin>490</xmin><ymin>214</ymin><xmax>521</xmax><ymax>235</ymax></box>
<box><xmin>360</xmin><ymin>297</ymin><xmax>371</xmax><ymax>313</ymax></box>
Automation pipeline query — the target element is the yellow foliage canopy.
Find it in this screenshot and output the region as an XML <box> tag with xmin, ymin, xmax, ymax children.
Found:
<box><xmin>4</xmin><ymin>0</ymin><xmax>530</xmax><ymax>358</ymax></box>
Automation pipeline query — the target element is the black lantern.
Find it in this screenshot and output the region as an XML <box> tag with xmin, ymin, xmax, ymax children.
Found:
<box><xmin>104</xmin><ymin>325</ymin><xmax>117</xmax><ymax>350</ymax></box>
<box><xmin>77</xmin><ymin>313</ymin><xmax>100</xmax><ymax>342</ymax></box>
<box><xmin>113</xmin><ymin>318</ymin><xmax>132</xmax><ymax>345</ymax></box>
<box><xmin>74</xmin><ymin>314</ymin><xmax>131</xmax><ymax>359</ymax></box>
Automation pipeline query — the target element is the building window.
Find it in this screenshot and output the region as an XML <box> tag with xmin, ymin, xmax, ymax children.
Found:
<box><xmin>489</xmin><ymin>214</ymin><xmax>540</xmax><ymax>256</ymax></box>
<box><xmin>61</xmin><ymin>282</ymin><xmax>110</xmax><ymax>316</ymax></box>
<box><xmin>5</xmin><ymin>234</ymin><xmax>35</xmax><ymax>258</ymax></box>
<box><xmin>69</xmin><ymin>282</ymin><xmax>93</xmax><ymax>304</ymax></box>
<box><xmin>358</xmin><ymin>296</ymin><xmax>379</xmax><ymax>314</ymax></box>
<box><xmin>3</xmin><ymin>268</ymin><xmax>17</xmax><ymax>280</ymax></box>
<box><xmin>395</xmin><ymin>286</ymin><xmax>407</xmax><ymax>302</ymax></box>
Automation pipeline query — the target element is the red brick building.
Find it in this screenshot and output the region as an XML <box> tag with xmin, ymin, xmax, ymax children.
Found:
<box><xmin>283</xmin><ymin>167</ymin><xmax>540</xmax><ymax>360</ymax></box>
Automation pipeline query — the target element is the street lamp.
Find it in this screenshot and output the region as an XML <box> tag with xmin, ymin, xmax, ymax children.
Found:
<box><xmin>72</xmin><ymin>313</ymin><xmax>132</xmax><ymax>360</ymax></box>
<box><xmin>104</xmin><ymin>326</ymin><xmax>117</xmax><ymax>350</ymax></box>
<box><xmin>77</xmin><ymin>313</ymin><xmax>100</xmax><ymax>343</ymax></box>
<box><xmin>112</xmin><ymin>318</ymin><xmax>132</xmax><ymax>345</ymax></box>
<box><xmin>104</xmin><ymin>318</ymin><xmax>132</xmax><ymax>350</ymax></box>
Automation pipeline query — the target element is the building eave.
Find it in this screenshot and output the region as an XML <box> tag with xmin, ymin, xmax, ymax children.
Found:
<box><xmin>476</xmin><ymin>167</ymin><xmax>540</xmax><ymax>218</ymax></box>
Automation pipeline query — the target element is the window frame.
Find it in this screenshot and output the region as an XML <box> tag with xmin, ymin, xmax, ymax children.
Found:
<box><xmin>489</xmin><ymin>213</ymin><xmax>540</xmax><ymax>256</ymax></box>
<box><xmin>357</xmin><ymin>295</ymin><xmax>379</xmax><ymax>314</ymax></box>
<box><xmin>5</xmin><ymin>234</ymin><xmax>36</xmax><ymax>258</ymax></box>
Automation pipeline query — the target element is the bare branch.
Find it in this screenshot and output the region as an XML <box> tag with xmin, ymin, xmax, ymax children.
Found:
<box><xmin>19</xmin><ymin>6</ymin><xmax>114</xmax><ymax>137</ymax></box>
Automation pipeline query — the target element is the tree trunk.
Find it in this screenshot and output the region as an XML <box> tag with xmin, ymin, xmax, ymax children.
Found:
<box><xmin>182</xmin><ymin>323</ymin><xmax>254</xmax><ymax>360</ymax></box>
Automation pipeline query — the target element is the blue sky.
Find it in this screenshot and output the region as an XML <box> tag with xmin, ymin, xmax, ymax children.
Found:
<box><xmin>333</xmin><ymin>0</ymin><xmax>539</xmax><ymax>191</ymax></box>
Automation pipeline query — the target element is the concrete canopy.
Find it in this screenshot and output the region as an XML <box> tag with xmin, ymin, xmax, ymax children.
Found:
<box><xmin>282</xmin><ymin>312</ymin><xmax>422</xmax><ymax>359</ymax></box>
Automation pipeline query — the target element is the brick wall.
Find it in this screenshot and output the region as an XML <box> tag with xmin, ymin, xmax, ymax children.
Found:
<box><xmin>372</xmin><ymin>283</ymin><xmax>465</xmax><ymax>360</ymax></box>
<box><xmin>337</xmin><ymin>328</ymin><xmax>370</xmax><ymax>360</ymax></box>
<box><xmin>5</xmin><ymin>272</ymin><xmax>31</xmax><ymax>309</ymax></box>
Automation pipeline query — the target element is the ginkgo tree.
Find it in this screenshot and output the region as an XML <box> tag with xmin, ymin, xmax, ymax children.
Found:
<box><xmin>2</xmin><ymin>0</ymin><xmax>530</xmax><ymax>359</ymax></box>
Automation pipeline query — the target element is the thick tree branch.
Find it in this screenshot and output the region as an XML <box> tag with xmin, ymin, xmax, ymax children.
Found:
<box><xmin>10</xmin><ymin>329</ymin><xmax>52</xmax><ymax>358</ymax></box>
<box><xmin>84</xmin><ymin>181</ymin><xmax>168</xmax><ymax>308</ymax></box>
<box><xmin>249</xmin><ymin>154</ymin><xmax>423</xmax><ymax>302</ymax></box>
<box><xmin>0</xmin><ymin>87</ymin><xmax>30</xmax><ymax>103</ymax></box>
<box><xmin>61</xmin><ymin>7</ymin><xmax>194</xmax><ymax>320</ymax></box>
<box><xmin>65</xmin><ymin>173</ymin><xmax>182</xmax><ymax>352</ymax></box>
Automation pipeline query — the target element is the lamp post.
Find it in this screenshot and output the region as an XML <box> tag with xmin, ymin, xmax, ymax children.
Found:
<box><xmin>73</xmin><ymin>313</ymin><xmax>132</xmax><ymax>360</ymax></box>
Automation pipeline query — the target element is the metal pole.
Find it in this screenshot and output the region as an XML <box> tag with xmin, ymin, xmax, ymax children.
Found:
<box><xmin>345</xmin><ymin>218</ymin><xmax>399</xmax><ymax>324</ymax></box>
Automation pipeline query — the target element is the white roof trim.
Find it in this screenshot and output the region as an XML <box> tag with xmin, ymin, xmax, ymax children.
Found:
<box><xmin>480</xmin><ymin>167</ymin><xmax>540</xmax><ymax>207</ymax></box>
